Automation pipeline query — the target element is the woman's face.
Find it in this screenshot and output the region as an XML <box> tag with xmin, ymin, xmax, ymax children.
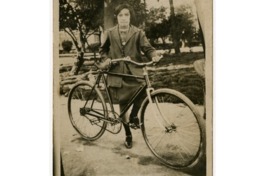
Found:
<box><xmin>117</xmin><ymin>8</ymin><xmax>130</xmax><ymax>27</ymax></box>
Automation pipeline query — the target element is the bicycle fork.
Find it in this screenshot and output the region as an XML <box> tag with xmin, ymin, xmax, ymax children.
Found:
<box><xmin>143</xmin><ymin>66</ymin><xmax>176</xmax><ymax>133</ymax></box>
<box><xmin>145</xmin><ymin>88</ymin><xmax>176</xmax><ymax>133</ymax></box>
<box><xmin>146</xmin><ymin>88</ymin><xmax>176</xmax><ymax>133</ymax></box>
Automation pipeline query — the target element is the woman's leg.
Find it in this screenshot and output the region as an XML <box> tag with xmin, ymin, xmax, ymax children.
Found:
<box><xmin>119</xmin><ymin>104</ymin><xmax>132</xmax><ymax>148</ymax></box>
<box><xmin>129</xmin><ymin>89</ymin><xmax>146</xmax><ymax>128</ymax></box>
<box><xmin>130</xmin><ymin>102</ymin><xmax>140</xmax><ymax>119</ymax></box>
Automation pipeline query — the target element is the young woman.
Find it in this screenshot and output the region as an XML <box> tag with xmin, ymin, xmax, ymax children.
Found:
<box><xmin>99</xmin><ymin>3</ymin><xmax>160</xmax><ymax>149</ymax></box>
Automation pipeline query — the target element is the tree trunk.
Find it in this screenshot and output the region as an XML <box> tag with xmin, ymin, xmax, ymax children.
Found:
<box><xmin>168</xmin><ymin>0</ymin><xmax>181</xmax><ymax>55</ymax></box>
<box><xmin>161</xmin><ymin>37</ymin><xmax>166</xmax><ymax>46</ymax></box>
<box><xmin>169</xmin><ymin>0</ymin><xmax>175</xmax><ymax>16</ymax></box>
<box><xmin>173</xmin><ymin>39</ymin><xmax>181</xmax><ymax>55</ymax></box>
<box><xmin>70</xmin><ymin>29</ymin><xmax>87</xmax><ymax>76</ymax></box>
<box><xmin>161</xmin><ymin>38</ymin><xmax>165</xmax><ymax>44</ymax></box>
<box><xmin>104</xmin><ymin>0</ymin><xmax>124</xmax><ymax>30</ymax></box>
<box><xmin>104</xmin><ymin>1</ymin><xmax>115</xmax><ymax>29</ymax></box>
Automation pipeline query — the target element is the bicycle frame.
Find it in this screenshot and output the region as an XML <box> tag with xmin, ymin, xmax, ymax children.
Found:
<box><xmin>90</xmin><ymin>67</ymin><xmax>150</xmax><ymax>121</ymax></box>
<box><xmin>84</xmin><ymin>64</ymin><xmax>172</xmax><ymax>128</ymax></box>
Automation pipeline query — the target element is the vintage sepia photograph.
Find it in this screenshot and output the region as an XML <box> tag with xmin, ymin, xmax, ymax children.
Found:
<box><xmin>5</xmin><ymin>1</ymin><xmax>264</xmax><ymax>176</ymax></box>
<box><xmin>53</xmin><ymin>0</ymin><xmax>212</xmax><ymax>175</ymax></box>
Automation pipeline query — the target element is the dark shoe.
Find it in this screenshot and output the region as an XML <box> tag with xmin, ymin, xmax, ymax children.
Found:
<box><xmin>129</xmin><ymin>117</ymin><xmax>140</xmax><ymax>129</ymax></box>
<box><xmin>124</xmin><ymin>135</ymin><xmax>132</xmax><ymax>149</ymax></box>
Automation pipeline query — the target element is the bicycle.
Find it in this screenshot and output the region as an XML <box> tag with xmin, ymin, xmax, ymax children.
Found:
<box><xmin>67</xmin><ymin>56</ymin><xmax>205</xmax><ymax>169</ymax></box>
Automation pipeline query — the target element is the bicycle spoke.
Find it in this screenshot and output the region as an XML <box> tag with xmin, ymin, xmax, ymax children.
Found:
<box><xmin>176</xmin><ymin>131</ymin><xmax>200</xmax><ymax>147</ymax></box>
<box><xmin>179</xmin><ymin>121</ymin><xmax>199</xmax><ymax>128</ymax></box>
<box><xmin>148</xmin><ymin>132</ymin><xmax>167</xmax><ymax>150</ymax></box>
<box><xmin>175</xmin><ymin>133</ymin><xmax>194</xmax><ymax>156</ymax></box>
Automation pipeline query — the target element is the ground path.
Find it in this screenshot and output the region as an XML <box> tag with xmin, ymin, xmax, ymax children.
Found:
<box><xmin>59</xmin><ymin>96</ymin><xmax>205</xmax><ymax>176</ymax></box>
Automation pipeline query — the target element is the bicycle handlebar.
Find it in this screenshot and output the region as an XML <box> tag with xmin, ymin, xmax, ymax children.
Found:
<box><xmin>111</xmin><ymin>56</ymin><xmax>162</xmax><ymax>67</ymax></box>
<box><xmin>94</xmin><ymin>56</ymin><xmax>163</xmax><ymax>70</ymax></box>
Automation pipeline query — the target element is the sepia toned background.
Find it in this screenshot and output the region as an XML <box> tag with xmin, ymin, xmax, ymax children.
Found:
<box><xmin>54</xmin><ymin>0</ymin><xmax>212</xmax><ymax>175</ymax></box>
<box><xmin>2</xmin><ymin>0</ymin><xmax>264</xmax><ymax>176</ymax></box>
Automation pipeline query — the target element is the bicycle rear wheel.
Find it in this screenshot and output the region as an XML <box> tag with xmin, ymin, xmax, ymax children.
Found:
<box><xmin>140</xmin><ymin>89</ymin><xmax>205</xmax><ymax>169</ymax></box>
<box><xmin>68</xmin><ymin>81</ymin><xmax>107</xmax><ymax>141</ymax></box>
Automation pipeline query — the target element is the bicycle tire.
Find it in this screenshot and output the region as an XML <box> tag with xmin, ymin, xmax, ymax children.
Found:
<box><xmin>140</xmin><ymin>88</ymin><xmax>205</xmax><ymax>169</ymax></box>
<box><xmin>68</xmin><ymin>81</ymin><xmax>107</xmax><ymax>141</ymax></box>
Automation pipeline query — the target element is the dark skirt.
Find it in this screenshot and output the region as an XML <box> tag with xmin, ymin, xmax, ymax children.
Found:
<box><xmin>109</xmin><ymin>77</ymin><xmax>145</xmax><ymax>105</ymax></box>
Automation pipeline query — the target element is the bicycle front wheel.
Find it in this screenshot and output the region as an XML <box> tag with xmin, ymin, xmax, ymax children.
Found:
<box><xmin>68</xmin><ymin>81</ymin><xmax>107</xmax><ymax>141</ymax></box>
<box><xmin>140</xmin><ymin>88</ymin><xmax>205</xmax><ymax>169</ymax></box>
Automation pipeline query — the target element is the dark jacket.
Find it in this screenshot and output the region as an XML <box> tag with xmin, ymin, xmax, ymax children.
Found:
<box><xmin>99</xmin><ymin>25</ymin><xmax>157</xmax><ymax>88</ymax></box>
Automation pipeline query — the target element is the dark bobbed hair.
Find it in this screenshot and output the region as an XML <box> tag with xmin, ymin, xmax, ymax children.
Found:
<box><xmin>114</xmin><ymin>3</ymin><xmax>136</xmax><ymax>25</ymax></box>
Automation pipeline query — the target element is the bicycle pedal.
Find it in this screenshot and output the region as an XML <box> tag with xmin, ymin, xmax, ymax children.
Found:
<box><xmin>129</xmin><ymin>123</ymin><xmax>142</xmax><ymax>130</ymax></box>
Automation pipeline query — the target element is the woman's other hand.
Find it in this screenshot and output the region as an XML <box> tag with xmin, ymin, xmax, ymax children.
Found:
<box><xmin>152</xmin><ymin>55</ymin><xmax>162</xmax><ymax>63</ymax></box>
<box><xmin>97</xmin><ymin>58</ymin><xmax>111</xmax><ymax>70</ymax></box>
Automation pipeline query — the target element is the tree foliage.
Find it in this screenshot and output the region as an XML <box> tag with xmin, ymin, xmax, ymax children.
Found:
<box><xmin>61</xmin><ymin>40</ymin><xmax>73</xmax><ymax>53</ymax></box>
<box><xmin>59</xmin><ymin>0</ymin><xmax>104</xmax><ymax>52</ymax></box>
<box><xmin>144</xmin><ymin>4</ymin><xmax>198</xmax><ymax>53</ymax></box>
<box><xmin>146</xmin><ymin>6</ymin><xmax>167</xmax><ymax>24</ymax></box>
<box><xmin>172</xmin><ymin>5</ymin><xmax>196</xmax><ymax>45</ymax></box>
<box><xmin>126</xmin><ymin>0</ymin><xmax>146</xmax><ymax>26</ymax></box>
<box><xmin>145</xmin><ymin>6</ymin><xmax>170</xmax><ymax>45</ymax></box>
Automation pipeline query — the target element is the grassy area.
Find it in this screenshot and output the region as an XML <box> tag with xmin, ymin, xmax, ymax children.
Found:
<box><xmin>156</xmin><ymin>52</ymin><xmax>205</xmax><ymax>66</ymax></box>
<box><xmin>149</xmin><ymin>67</ymin><xmax>205</xmax><ymax>105</ymax></box>
<box><xmin>149</xmin><ymin>51</ymin><xmax>205</xmax><ymax>105</ymax></box>
<box><xmin>60</xmin><ymin>52</ymin><xmax>205</xmax><ymax>105</ymax></box>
